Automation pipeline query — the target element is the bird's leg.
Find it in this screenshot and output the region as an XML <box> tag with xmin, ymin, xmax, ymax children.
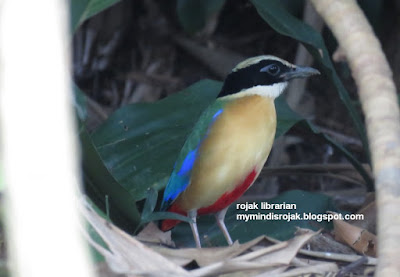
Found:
<box><xmin>188</xmin><ymin>209</ymin><xmax>201</xmax><ymax>248</ymax></box>
<box><xmin>215</xmin><ymin>206</ymin><xmax>233</xmax><ymax>245</ymax></box>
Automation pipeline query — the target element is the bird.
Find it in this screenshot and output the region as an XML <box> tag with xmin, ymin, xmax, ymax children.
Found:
<box><xmin>160</xmin><ymin>55</ymin><xmax>320</xmax><ymax>248</ymax></box>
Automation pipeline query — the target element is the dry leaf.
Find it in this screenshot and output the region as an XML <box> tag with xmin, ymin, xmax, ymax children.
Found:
<box><xmin>137</xmin><ymin>221</ymin><xmax>175</xmax><ymax>247</ymax></box>
<box><xmin>256</xmin><ymin>262</ymin><xmax>338</xmax><ymax>277</ymax></box>
<box><xmin>80</xmin><ymin>197</ymin><xmax>340</xmax><ymax>277</ymax></box>
<box><xmin>189</xmin><ymin>229</ymin><xmax>322</xmax><ymax>277</ymax></box>
<box><xmin>331</xmin><ymin>212</ymin><xmax>377</xmax><ymax>257</ymax></box>
<box><xmin>151</xmin><ymin>236</ymin><xmax>271</xmax><ymax>267</ymax></box>
<box><xmin>304</xmin><ymin>232</ymin><xmax>356</xmax><ymax>254</ymax></box>
<box><xmin>80</xmin><ymin>198</ymin><xmax>190</xmax><ymax>277</ymax></box>
<box><xmin>350</xmin><ymin>200</ymin><xmax>376</xmax><ymax>233</ymax></box>
<box><xmin>252</xmin><ymin>228</ymin><xmax>318</xmax><ymax>265</ymax></box>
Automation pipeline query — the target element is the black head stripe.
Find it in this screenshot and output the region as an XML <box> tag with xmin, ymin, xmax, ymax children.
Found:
<box><xmin>218</xmin><ymin>60</ymin><xmax>292</xmax><ymax>97</ymax></box>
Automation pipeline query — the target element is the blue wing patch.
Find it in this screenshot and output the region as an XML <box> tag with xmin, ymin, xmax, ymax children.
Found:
<box><xmin>213</xmin><ymin>109</ymin><xmax>223</xmax><ymax>119</ymax></box>
<box><xmin>161</xmin><ymin>148</ymin><xmax>198</xmax><ymax>209</ymax></box>
<box><xmin>178</xmin><ymin>149</ymin><xmax>197</xmax><ymax>176</ymax></box>
<box><xmin>161</xmin><ymin>104</ymin><xmax>225</xmax><ymax>210</ymax></box>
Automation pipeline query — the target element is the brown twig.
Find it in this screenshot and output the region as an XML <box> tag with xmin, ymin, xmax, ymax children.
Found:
<box><xmin>315</xmin><ymin>125</ymin><xmax>363</xmax><ymax>147</ymax></box>
<box><xmin>299</xmin><ymin>249</ymin><xmax>376</xmax><ymax>265</ymax></box>
<box><xmin>336</xmin><ymin>256</ymin><xmax>368</xmax><ymax>277</ymax></box>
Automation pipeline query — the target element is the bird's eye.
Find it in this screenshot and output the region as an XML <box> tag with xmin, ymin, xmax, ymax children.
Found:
<box><xmin>260</xmin><ymin>64</ymin><xmax>280</xmax><ymax>76</ymax></box>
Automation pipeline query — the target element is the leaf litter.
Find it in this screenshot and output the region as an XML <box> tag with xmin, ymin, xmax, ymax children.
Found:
<box><xmin>78</xmin><ymin>197</ymin><xmax>378</xmax><ymax>276</ymax></box>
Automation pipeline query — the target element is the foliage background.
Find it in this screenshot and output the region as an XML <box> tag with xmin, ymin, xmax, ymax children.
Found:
<box><xmin>71</xmin><ymin>0</ymin><xmax>398</xmax><ymax>247</ymax></box>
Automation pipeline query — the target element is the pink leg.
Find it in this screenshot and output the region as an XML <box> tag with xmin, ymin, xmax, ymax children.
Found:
<box><xmin>215</xmin><ymin>206</ymin><xmax>233</xmax><ymax>245</ymax></box>
<box><xmin>188</xmin><ymin>210</ymin><xmax>201</xmax><ymax>248</ymax></box>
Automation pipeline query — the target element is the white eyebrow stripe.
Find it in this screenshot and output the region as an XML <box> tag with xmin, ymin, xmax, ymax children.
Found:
<box><xmin>233</xmin><ymin>55</ymin><xmax>294</xmax><ymax>71</ymax></box>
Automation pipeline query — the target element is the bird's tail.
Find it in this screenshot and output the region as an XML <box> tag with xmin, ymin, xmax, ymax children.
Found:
<box><xmin>159</xmin><ymin>203</ymin><xmax>186</xmax><ymax>231</ymax></box>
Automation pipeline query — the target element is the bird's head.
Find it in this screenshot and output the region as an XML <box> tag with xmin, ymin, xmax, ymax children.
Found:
<box><xmin>218</xmin><ymin>55</ymin><xmax>320</xmax><ymax>99</ymax></box>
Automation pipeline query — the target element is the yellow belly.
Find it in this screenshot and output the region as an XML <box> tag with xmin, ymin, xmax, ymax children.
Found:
<box><xmin>176</xmin><ymin>95</ymin><xmax>276</xmax><ymax>211</ymax></box>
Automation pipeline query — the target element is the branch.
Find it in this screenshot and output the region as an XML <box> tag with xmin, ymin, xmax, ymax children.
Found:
<box><xmin>310</xmin><ymin>0</ymin><xmax>400</xmax><ymax>276</ymax></box>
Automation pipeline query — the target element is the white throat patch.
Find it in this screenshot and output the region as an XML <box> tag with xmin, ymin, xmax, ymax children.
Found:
<box><xmin>224</xmin><ymin>82</ymin><xmax>288</xmax><ymax>100</ymax></box>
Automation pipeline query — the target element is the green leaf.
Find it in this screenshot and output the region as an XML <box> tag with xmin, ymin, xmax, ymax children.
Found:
<box><xmin>70</xmin><ymin>0</ymin><xmax>121</xmax><ymax>31</ymax></box>
<box><xmin>80</xmin><ymin>122</ymin><xmax>141</xmax><ymax>231</ymax></box>
<box><xmin>92</xmin><ymin>80</ymin><xmax>222</xmax><ymax>202</ymax></box>
<box><xmin>177</xmin><ymin>0</ymin><xmax>226</xmax><ymax>34</ymax></box>
<box><xmin>141</xmin><ymin>211</ymin><xmax>192</xmax><ymax>225</ymax></box>
<box><xmin>75</xmin><ymin>85</ymin><xmax>141</xmax><ymax>230</ymax></box>
<box><xmin>251</xmin><ymin>0</ymin><xmax>370</xmax><ymax>160</ymax></box>
<box><xmin>141</xmin><ymin>188</ymin><xmax>158</xmax><ymax>220</ymax></box>
<box><xmin>138</xmin><ymin>189</ymin><xmax>194</xmax><ymax>231</ymax></box>
<box><xmin>172</xmin><ymin>190</ymin><xmax>337</xmax><ymax>247</ymax></box>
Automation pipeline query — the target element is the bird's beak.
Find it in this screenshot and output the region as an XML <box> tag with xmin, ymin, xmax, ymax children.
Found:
<box><xmin>281</xmin><ymin>66</ymin><xmax>320</xmax><ymax>81</ymax></box>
